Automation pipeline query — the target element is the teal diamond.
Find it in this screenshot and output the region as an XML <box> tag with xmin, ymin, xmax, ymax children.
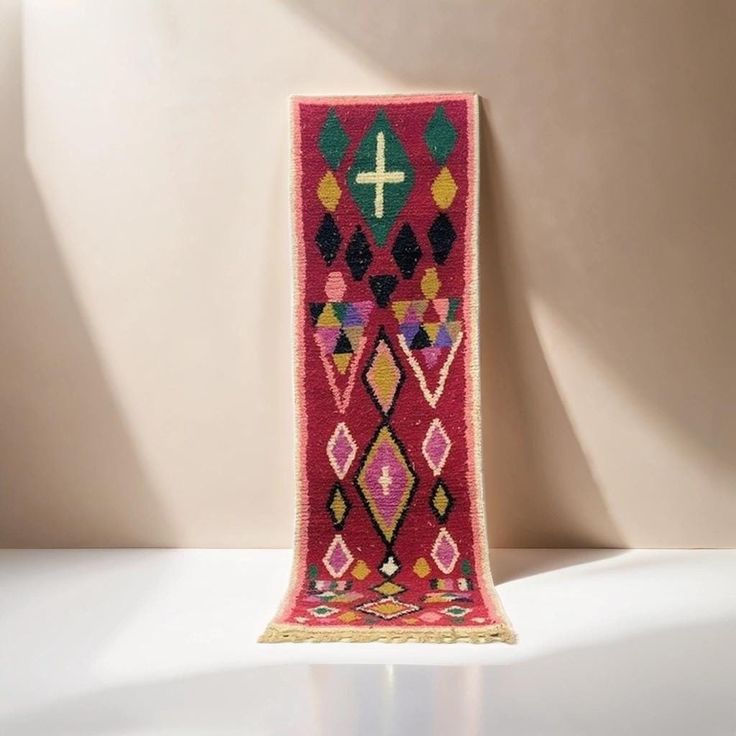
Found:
<box><xmin>424</xmin><ymin>106</ymin><xmax>457</xmax><ymax>165</ymax></box>
<box><xmin>319</xmin><ymin>109</ymin><xmax>349</xmax><ymax>170</ymax></box>
<box><xmin>347</xmin><ymin>110</ymin><xmax>414</xmax><ymax>246</ymax></box>
<box><xmin>443</xmin><ymin>605</ymin><xmax>470</xmax><ymax>618</ymax></box>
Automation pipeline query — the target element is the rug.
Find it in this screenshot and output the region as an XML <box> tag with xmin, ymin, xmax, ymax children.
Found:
<box><xmin>260</xmin><ymin>94</ymin><xmax>515</xmax><ymax>644</ymax></box>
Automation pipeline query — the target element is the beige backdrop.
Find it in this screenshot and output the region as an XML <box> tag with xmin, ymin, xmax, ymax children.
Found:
<box><xmin>1</xmin><ymin>0</ymin><xmax>734</xmax><ymax>548</ymax></box>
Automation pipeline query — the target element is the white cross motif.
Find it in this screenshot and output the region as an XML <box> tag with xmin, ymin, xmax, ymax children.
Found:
<box><xmin>378</xmin><ymin>465</ymin><xmax>393</xmax><ymax>496</ymax></box>
<box><xmin>355</xmin><ymin>131</ymin><xmax>405</xmax><ymax>219</ymax></box>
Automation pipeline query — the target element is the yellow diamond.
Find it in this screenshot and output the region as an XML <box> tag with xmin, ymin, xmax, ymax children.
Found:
<box><xmin>431</xmin><ymin>167</ymin><xmax>458</xmax><ymax>209</ymax></box>
<box><xmin>373</xmin><ymin>581</ymin><xmax>405</xmax><ymax>596</ymax></box>
<box><xmin>421</xmin><ymin>268</ymin><xmax>441</xmax><ymax>300</ymax></box>
<box><xmin>328</xmin><ymin>487</ymin><xmax>348</xmax><ymax>526</ymax></box>
<box><xmin>352</xmin><ymin>559</ymin><xmax>370</xmax><ymax>580</ymax></box>
<box><xmin>370</xmin><ymin>600</ymin><xmax>406</xmax><ymax>617</ymax></box>
<box><xmin>431</xmin><ymin>483</ymin><xmax>450</xmax><ymax>518</ymax></box>
<box><xmin>317</xmin><ymin>171</ymin><xmax>342</xmax><ymax>212</ymax></box>
<box><xmin>339</xmin><ymin>611</ymin><xmax>360</xmax><ymax>623</ymax></box>
<box><xmin>413</xmin><ymin>557</ymin><xmax>431</xmax><ymax>578</ymax></box>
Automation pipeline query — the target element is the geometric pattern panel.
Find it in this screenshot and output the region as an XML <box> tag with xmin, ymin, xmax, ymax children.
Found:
<box><xmin>261</xmin><ymin>94</ymin><xmax>515</xmax><ymax>645</ymax></box>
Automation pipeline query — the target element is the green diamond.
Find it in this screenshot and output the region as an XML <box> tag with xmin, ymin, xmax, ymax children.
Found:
<box><xmin>310</xmin><ymin>605</ymin><xmax>338</xmax><ymax>618</ymax></box>
<box><xmin>319</xmin><ymin>109</ymin><xmax>349</xmax><ymax>170</ymax></box>
<box><xmin>348</xmin><ymin>110</ymin><xmax>414</xmax><ymax>246</ymax></box>
<box><xmin>443</xmin><ymin>605</ymin><xmax>469</xmax><ymax>618</ymax></box>
<box><xmin>424</xmin><ymin>106</ymin><xmax>457</xmax><ymax>165</ymax></box>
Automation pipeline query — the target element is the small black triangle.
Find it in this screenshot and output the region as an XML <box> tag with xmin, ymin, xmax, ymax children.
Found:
<box><xmin>369</xmin><ymin>275</ymin><xmax>398</xmax><ymax>308</ymax></box>
<box><xmin>410</xmin><ymin>325</ymin><xmax>432</xmax><ymax>350</ymax></box>
<box><xmin>309</xmin><ymin>303</ymin><xmax>325</xmax><ymax>326</ymax></box>
<box><xmin>334</xmin><ymin>331</ymin><xmax>353</xmax><ymax>354</ymax></box>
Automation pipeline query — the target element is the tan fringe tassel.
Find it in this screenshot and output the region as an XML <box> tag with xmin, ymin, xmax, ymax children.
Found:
<box><xmin>259</xmin><ymin>623</ymin><xmax>516</xmax><ymax>644</ymax></box>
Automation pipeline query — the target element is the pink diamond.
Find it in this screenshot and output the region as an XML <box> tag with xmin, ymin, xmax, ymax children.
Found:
<box><xmin>431</xmin><ymin>528</ymin><xmax>459</xmax><ymax>574</ymax></box>
<box><xmin>421</xmin><ymin>418</ymin><xmax>451</xmax><ymax>476</ymax></box>
<box><xmin>355</xmin><ymin>425</ymin><xmax>418</xmax><ymax>544</ymax></box>
<box><xmin>419</xmin><ymin>611</ymin><xmax>442</xmax><ymax>623</ymax></box>
<box><xmin>323</xmin><ymin>534</ymin><xmax>354</xmax><ymax>578</ymax></box>
<box><xmin>327</xmin><ymin>422</ymin><xmax>357</xmax><ymax>479</ymax></box>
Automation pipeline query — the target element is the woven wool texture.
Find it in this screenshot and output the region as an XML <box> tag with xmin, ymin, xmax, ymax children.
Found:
<box><xmin>261</xmin><ymin>94</ymin><xmax>514</xmax><ymax>644</ymax></box>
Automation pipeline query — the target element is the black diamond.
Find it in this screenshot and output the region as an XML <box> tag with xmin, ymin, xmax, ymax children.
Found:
<box><xmin>326</xmin><ymin>483</ymin><xmax>352</xmax><ymax>531</ymax></box>
<box><xmin>392</xmin><ymin>223</ymin><xmax>422</xmax><ymax>279</ymax></box>
<box><xmin>428</xmin><ymin>213</ymin><xmax>456</xmax><ymax>265</ymax></box>
<box><xmin>369</xmin><ymin>275</ymin><xmax>398</xmax><ymax>308</ymax></box>
<box><xmin>315</xmin><ymin>213</ymin><xmax>341</xmax><ymax>265</ymax></box>
<box><xmin>345</xmin><ymin>226</ymin><xmax>373</xmax><ymax>280</ymax></box>
<box><xmin>429</xmin><ymin>479</ymin><xmax>454</xmax><ymax>523</ymax></box>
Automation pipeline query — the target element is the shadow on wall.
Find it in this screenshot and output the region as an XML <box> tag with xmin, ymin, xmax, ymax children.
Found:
<box><xmin>279</xmin><ymin>0</ymin><xmax>736</xmax><ymax>548</ymax></box>
<box><xmin>0</xmin><ymin>2</ymin><xmax>174</xmax><ymax>547</ymax></box>
<box><xmin>478</xmin><ymin>105</ymin><xmax>623</xmax><ymax>548</ymax></box>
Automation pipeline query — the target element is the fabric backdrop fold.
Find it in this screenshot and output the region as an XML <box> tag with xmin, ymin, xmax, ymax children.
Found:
<box><xmin>261</xmin><ymin>93</ymin><xmax>514</xmax><ymax>644</ymax></box>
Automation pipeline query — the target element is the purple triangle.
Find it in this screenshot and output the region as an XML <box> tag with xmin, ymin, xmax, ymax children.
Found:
<box><xmin>401</xmin><ymin>323</ymin><xmax>420</xmax><ymax>345</ymax></box>
<box><xmin>435</xmin><ymin>324</ymin><xmax>453</xmax><ymax>348</ymax></box>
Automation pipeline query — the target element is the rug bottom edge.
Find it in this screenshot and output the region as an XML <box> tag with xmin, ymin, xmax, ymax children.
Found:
<box><xmin>259</xmin><ymin>623</ymin><xmax>516</xmax><ymax>644</ymax></box>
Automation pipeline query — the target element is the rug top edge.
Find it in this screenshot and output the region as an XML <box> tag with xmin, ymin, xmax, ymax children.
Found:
<box><xmin>291</xmin><ymin>92</ymin><xmax>477</xmax><ymax>105</ymax></box>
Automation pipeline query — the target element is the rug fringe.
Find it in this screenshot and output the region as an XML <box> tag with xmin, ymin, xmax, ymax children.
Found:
<box><xmin>259</xmin><ymin>623</ymin><xmax>516</xmax><ymax>644</ymax></box>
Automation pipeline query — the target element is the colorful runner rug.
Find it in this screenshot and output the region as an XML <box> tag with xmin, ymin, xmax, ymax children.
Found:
<box><xmin>261</xmin><ymin>94</ymin><xmax>515</xmax><ymax>644</ymax></box>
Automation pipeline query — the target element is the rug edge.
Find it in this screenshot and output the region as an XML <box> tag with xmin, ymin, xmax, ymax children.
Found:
<box><xmin>462</xmin><ymin>95</ymin><xmax>516</xmax><ymax>639</ymax></box>
<box><xmin>258</xmin><ymin>622</ymin><xmax>516</xmax><ymax>645</ymax></box>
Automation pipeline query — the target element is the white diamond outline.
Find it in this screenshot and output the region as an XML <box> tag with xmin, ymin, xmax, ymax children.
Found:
<box><xmin>308</xmin><ymin>605</ymin><xmax>340</xmax><ymax>619</ymax></box>
<box><xmin>326</xmin><ymin>422</ymin><xmax>358</xmax><ymax>479</ymax></box>
<box><xmin>431</xmin><ymin>527</ymin><xmax>460</xmax><ymax>574</ymax></box>
<box><xmin>323</xmin><ymin>533</ymin><xmax>354</xmax><ymax>578</ymax></box>
<box><xmin>421</xmin><ymin>418</ymin><xmax>452</xmax><ymax>476</ymax></box>
<box><xmin>441</xmin><ymin>605</ymin><xmax>471</xmax><ymax>619</ymax></box>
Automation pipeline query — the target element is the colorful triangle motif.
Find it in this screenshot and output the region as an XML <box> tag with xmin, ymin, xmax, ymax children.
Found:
<box><xmin>314</xmin><ymin>303</ymin><xmax>374</xmax><ymax>412</ymax></box>
<box><xmin>397</xmin><ymin>330</ymin><xmax>463</xmax><ymax>409</ymax></box>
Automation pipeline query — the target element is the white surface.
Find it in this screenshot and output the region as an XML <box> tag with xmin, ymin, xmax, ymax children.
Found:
<box><xmin>0</xmin><ymin>549</ymin><xmax>734</xmax><ymax>735</ymax></box>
